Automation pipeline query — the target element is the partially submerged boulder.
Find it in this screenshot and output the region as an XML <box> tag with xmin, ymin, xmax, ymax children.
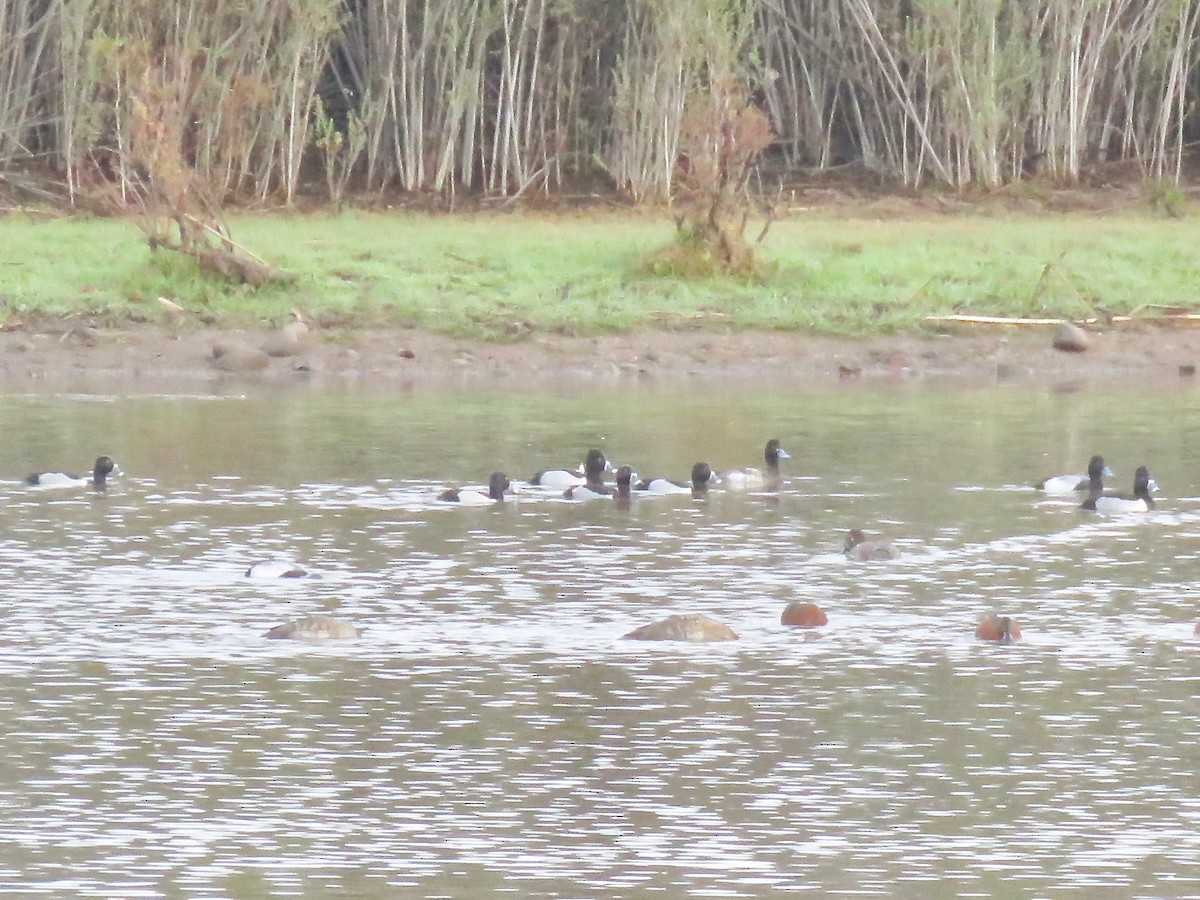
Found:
<box><xmin>262</xmin><ymin>312</ymin><xmax>310</xmax><ymax>357</ymax></box>
<box><xmin>210</xmin><ymin>341</ymin><xmax>269</xmax><ymax>372</ymax></box>
<box><xmin>265</xmin><ymin>615</ymin><xmax>358</xmax><ymax>641</ymax></box>
<box><xmin>623</xmin><ymin>613</ymin><xmax>738</xmax><ymax>642</ymax></box>
<box><xmin>1052</xmin><ymin>322</ymin><xmax>1090</xmax><ymax>353</ymax></box>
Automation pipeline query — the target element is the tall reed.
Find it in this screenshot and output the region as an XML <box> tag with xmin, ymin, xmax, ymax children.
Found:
<box><xmin>0</xmin><ymin>0</ymin><xmax>1196</xmax><ymax>204</ymax></box>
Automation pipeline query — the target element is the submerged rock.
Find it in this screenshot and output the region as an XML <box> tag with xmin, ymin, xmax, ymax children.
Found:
<box><xmin>262</xmin><ymin>314</ymin><xmax>310</xmax><ymax>357</ymax></box>
<box><xmin>210</xmin><ymin>341</ymin><xmax>269</xmax><ymax>372</ymax></box>
<box><xmin>623</xmin><ymin>613</ymin><xmax>738</xmax><ymax>642</ymax></box>
<box><xmin>1052</xmin><ymin>322</ymin><xmax>1090</xmax><ymax>353</ymax></box>
<box><xmin>265</xmin><ymin>615</ymin><xmax>358</xmax><ymax>641</ymax></box>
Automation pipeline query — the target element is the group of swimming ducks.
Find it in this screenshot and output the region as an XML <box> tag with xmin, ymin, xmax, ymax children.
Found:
<box><xmin>978</xmin><ymin>454</ymin><xmax>1157</xmax><ymax>644</ymax></box>
<box><xmin>433</xmin><ymin>442</ymin><xmax>908</xmax><ymax>569</ymax></box>
<box><xmin>434</xmin><ymin>446</ymin><xmax>1156</xmax><ymax>513</ymax></box>
<box><xmin>1035</xmin><ymin>454</ymin><xmax>1157</xmax><ymax>513</ymax></box>
<box><xmin>429</xmin><ymin>445</ymin><xmax>1159</xmax><ymax>646</ymax></box>
<box><xmin>19</xmin><ymin>445</ymin><xmax>1161</xmax><ymax>645</ymax></box>
<box><xmin>434</xmin><ymin>440</ymin><xmax>791</xmax><ymax>505</ymax></box>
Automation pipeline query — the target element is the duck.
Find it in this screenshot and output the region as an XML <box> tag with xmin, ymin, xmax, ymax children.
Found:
<box><xmin>844</xmin><ymin>528</ymin><xmax>899</xmax><ymax>561</ymax></box>
<box><xmin>564</xmin><ymin>480</ymin><xmax>610</xmax><ymax>500</ymax></box>
<box><xmin>246</xmin><ymin>560</ymin><xmax>314</xmax><ymax>579</ymax></box>
<box><xmin>531</xmin><ymin>448</ymin><xmax>608</xmax><ymax>489</ymax></box>
<box><xmin>26</xmin><ymin>456</ymin><xmax>118</xmax><ymax>489</ymax></box>
<box><xmin>976</xmin><ymin>615</ymin><xmax>1021</xmax><ymax>643</ymax></box>
<box><xmin>613</xmin><ymin>465</ymin><xmax>634</xmax><ymax>505</ymax></box>
<box><xmin>531</xmin><ymin>464</ymin><xmax>583</xmax><ymax>489</ymax></box>
<box><xmin>438</xmin><ymin>471</ymin><xmax>512</xmax><ymax>505</ymax></box>
<box><xmin>560</xmin><ymin>449</ymin><xmax>612</xmax><ymax>499</ymax></box>
<box><xmin>781</xmin><ymin>601</ymin><xmax>827</xmax><ymax>628</ymax></box>
<box><xmin>635</xmin><ymin>462</ymin><xmax>718</xmax><ymax>496</ymax></box>
<box><xmin>721</xmin><ymin>439</ymin><xmax>790</xmax><ymax>490</ymax></box>
<box><xmin>1081</xmin><ymin>465</ymin><xmax>1156</xmax><ymax>513</ymax></box>
<box><xmin>565</xmin><ymin>464</ymin><xmax>636</xmax><ymax>501</ymax></box>
<box><xmin>265</xmin><ymin>615</ymin><xmax>358</xmax><ymax>641</ymax></box>
<box><xmin>1036</xmin><ymin>454</ymin><xmax>1111</xmax><ymax>495</ymax></box>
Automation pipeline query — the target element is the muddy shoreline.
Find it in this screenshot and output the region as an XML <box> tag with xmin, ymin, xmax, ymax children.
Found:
<box><xmin>1</xmin><ymin>322</ymin><xmax>1197</xmax><ymax>389</ymax></box>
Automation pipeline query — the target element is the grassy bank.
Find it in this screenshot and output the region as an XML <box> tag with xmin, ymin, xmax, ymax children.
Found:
<box><xmin>4</xmin><ymin>207</ymin><xmax>1197</xmax><ymax>337</ymax></box>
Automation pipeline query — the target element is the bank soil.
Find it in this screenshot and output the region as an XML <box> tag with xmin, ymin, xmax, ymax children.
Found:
<box><xmin>1</xmin><ymin>321</ymin><xmax>1198</xmax><ymax>388</ymax></box>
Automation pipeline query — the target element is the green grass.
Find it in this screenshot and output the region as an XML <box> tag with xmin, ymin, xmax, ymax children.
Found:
<box><xmin>3</xmin><ymin>207</ymin><xmax>1198</xmax><ymax>337</ymax></box>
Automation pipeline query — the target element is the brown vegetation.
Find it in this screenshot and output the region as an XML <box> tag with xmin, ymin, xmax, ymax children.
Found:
<box><xmin>124</xmin><ymin>62</ymin><xmax>293</xmax><ymax>285</ymax></box>
<box><xmin>664</xmin><ymin>79</ymin><xmax>774</xmax><ymax>274</ymax></box>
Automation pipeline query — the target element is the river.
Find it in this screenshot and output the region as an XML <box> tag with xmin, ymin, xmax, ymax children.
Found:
<box><xmin>1</xmin><ymin>379</ymin><xmax>1197</xmax><ymax>896</ymax></box>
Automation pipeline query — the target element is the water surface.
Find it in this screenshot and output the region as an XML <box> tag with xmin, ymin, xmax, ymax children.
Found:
<box><xmin>1</xmin><ymin>380</ymin><xmax>1199</xmax><ymax>896</ymax></box>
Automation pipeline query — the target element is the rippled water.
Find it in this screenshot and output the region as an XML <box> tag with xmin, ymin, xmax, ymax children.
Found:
<box><xmin>2</xmin><ymin>378</ymin><xmax>1200</xmax><ymax>896</ymax></box>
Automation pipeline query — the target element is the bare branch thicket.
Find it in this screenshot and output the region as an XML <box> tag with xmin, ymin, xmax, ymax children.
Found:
<box><xmin>331</xmin><ymin>0</ymin><xmax>609</xmax><ymax>198</ymax></box>
<box><xmin>57</xmin><ymin>0</ymin><xmax>338</xmax><ymax>205</ymax></box>
<box><xmin>1117</xmin><ymin>0</ymin><xmax>1200</xmax><ymax>181</ymax></box>
<box><xmin>334</xmin><ymin>0</ymin><xmax>498</xmax><ymax>193</ymax></box>
<box><xmin>757</xmin><ymin>0</ymin><xmax>858</xmax><ymax>170</ymax></box>
<box><xmin>833</xmin><ymin>0</ymin><xmax>1199</xmax><ymax>188</ymax></box>
<box><xmin>606</xmin><ymin>3</ymin><xmax>699</xmax><ymax>201</ymax></box>
<box><xmin>0</xmin><ymin>0</ymin><xmax>61</xmax><ymax>167</ymax></box>
<box><xmin>3</xmin><ymin>0</ymin><xmax>1200</xmax><ymax>201</ymax></box>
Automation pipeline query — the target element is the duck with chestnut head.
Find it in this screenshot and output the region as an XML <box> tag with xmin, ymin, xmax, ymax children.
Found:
<box><xmin>976</xmin><ymin>615</ymin><xmax>1021</xmax><ymax>644</ymax></box>
<box><xmin>843</xmin><ymin>529</ymin><xmax>898</xmax><ymax>561</ymax></box>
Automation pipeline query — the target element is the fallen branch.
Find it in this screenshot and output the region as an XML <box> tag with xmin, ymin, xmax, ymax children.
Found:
<box><xmin>924</xmin><ymin>312</ymin><xmax>1200</xmax><ymax>328</ymax></box>
<box><xmin>185</xmin><ymin>213</ymin><xmax>271</xmax><ymax>266</ymax></box>
<box><xmin>1126</xmin><ymin>303</ymin><xmax>1195</xmax><ymax>318</ymax></box>
<box><xmin>498</xmin><ymin>158</ymin><xmax>555</xmax><ymax>211</ymax></box>
<box><xmin>925</xmin><ymin>314</ymin><xmax>1083</xmax><ymax>326</ymax></box>
<box><xmin>190</xmin><ymin>245</ymin><xmax>295</xmax><ymax>286</ymax></box>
